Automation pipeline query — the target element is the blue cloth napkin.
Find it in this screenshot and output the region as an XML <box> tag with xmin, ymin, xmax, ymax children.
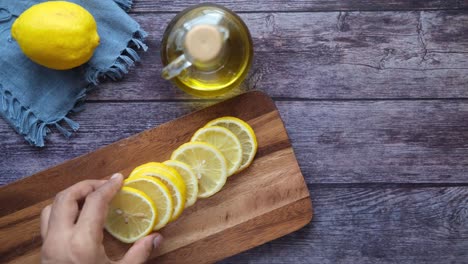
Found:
<box><xmin>0</xmin><ymin>0</ymin><xmax>147</xmax><ymax>147</ymax></box>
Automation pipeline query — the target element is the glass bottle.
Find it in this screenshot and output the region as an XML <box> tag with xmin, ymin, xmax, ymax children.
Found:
<box><xmin>161</xmin><ymin>4</ymin><xmax>253</xmax><ymax>97</ymax></box>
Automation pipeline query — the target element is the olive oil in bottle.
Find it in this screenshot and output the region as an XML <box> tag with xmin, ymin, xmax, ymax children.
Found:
<box><xmin>161</xmin><ymin>4</ymin><xmax>253</xmax><ymax>97</ymax></box>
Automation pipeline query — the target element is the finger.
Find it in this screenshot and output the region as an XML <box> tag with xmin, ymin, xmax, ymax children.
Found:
<box><xmin>77</xmin><ymin>173</ymin><xmax>123</xmax><ymax>237</ymax></box>
<box><xmin>118</xmin><ymin>233</ymin><xmax>163</xmax><ymax>264</ymax></box>
<box><xmin>40</xmin><ymin>205</ymin><xmax>52</xmax><ymax>240</ymax></box>
<box><xmin>48</xmin><ymin>180</ymin><xmax>106</xmax><ymax>232</ymax></box>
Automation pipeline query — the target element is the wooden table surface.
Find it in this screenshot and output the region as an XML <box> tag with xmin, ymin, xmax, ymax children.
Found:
<box><xmin>1</xmin><ymin>1</ymin><xmax>468</xmax><ymax>263</ymax></box>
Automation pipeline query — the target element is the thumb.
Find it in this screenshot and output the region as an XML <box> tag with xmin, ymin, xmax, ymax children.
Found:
<box><xmin>118</xmin><ymin>233</ymin><xmax>163</xmax><ymax>264</ymax></box>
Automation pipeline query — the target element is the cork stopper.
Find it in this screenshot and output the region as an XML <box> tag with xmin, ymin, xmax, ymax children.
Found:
<box><xmin>184</xmin><ymin>24</ymin><xmax>224</xmax><ymax>64</ymax></box>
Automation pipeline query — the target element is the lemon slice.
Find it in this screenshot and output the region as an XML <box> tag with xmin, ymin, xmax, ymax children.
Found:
<box><xmin>191</xmin><ymin>126</ymin><xmax>242</xmax><ymax>177</ymax></box>
<box><xmin>205</xmin><ymin>117</ymin><xmax>258</xmax><ymax>172</ymax></box>
<box><xmin>163</xmin><ymin>160</ymin><xmax>198</xmax><ymax>207</ymax></box>
<box><xmin>171</xmin><ymin>142</ymin><xmax>227</xmax><ymax>198</ymax></box>
<box><xmin>130</xmin><ymin>162</ymin><xmax>180</xmax><ymax>181</ymax></box>
<box><xmin>124</xmin><ymin>176</ymin><xmax>174</xmax><ymax>231</ymax></box>
<box><xmin>105</xmin><ymin>187</ymin><xmax>157</xmax><ymax>243</ymax></box>
<box><xmin>129</xmin><ymin>163</ymin><xmax>186</xmax><ymax>221</ymax></box>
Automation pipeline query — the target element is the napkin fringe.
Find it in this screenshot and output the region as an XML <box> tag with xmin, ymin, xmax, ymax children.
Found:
<box><xmin>0</xmin><ymin>84</ymin><xmax>85</xmax><ymax>147</ymax></box>
<box><xmin>113</xmin><ymin>0</ymin><xmax>133</xmax><ymax>12</ymax></box>
<box><xmin>86</xmin><ymin>29</ymin><xmax>148</xmax><ymax>85</ymax></box>
<box><xmin>1</xmin><ymin>27</ymin><xmax>148</xmax><ymax>147</ymax></box>
<box><xmin>1</xmin><ymin>85</ymin><xmax>43</xmax><ymax>146</ymax></box>
<box><xmin>1</xmin><ymin>1</ymin><xmax>147</xmax><ymax>147</ymax></box>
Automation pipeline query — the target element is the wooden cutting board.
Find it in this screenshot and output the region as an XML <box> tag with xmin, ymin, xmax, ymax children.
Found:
<box><xmin>0</xmin><ymin>91</ymin><xmax>312</xmax><ymax>264</ymax></box>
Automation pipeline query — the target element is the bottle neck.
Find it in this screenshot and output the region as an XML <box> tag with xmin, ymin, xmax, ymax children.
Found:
<box><xmin>184</xmin><ymin>24</ymin><xmax>228</xmax><ymax>70</ymax></box>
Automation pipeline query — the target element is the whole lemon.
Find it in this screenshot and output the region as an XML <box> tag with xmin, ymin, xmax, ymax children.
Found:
<box><xmin>11</xmin><ymin>1</ymin><xmax>100</xmax><ymax>70</ymax></box>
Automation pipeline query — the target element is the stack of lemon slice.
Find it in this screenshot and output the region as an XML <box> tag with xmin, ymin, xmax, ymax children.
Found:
<box><xmin>105</xmin><ymin>116</ymin><xmax>258</xmax><ymax>243</ymax></box>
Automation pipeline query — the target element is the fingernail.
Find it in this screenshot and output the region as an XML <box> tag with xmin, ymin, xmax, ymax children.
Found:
<box><xmin>153</xmin><ymin>234</ymin><xmax>163</xmax><ymax>249</ymax></box>
<box><xmin>111</xmin><ymin>173</ymin><xmax>123</xmax><ymax>181</ymax></box>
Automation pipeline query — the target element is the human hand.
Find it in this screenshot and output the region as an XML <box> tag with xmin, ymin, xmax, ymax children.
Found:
<box><xmin>40</xmin><ymin>173</ymin><xmax>163</xmax><ymax>264</ymax></box>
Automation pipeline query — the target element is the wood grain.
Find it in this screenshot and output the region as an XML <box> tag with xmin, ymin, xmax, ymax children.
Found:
<box><xmin>153</xmin><ymin>197</ymin><xmax>312</xmax><ymax>264</ymax></box>
<box><xmin>130</xmin><ymin>0</ymin><xmax>468</xmax><ymax>12</ymax></box>
<box><xmin>1</xmin><ymin>0</ymin><xmax>468</xmax><ymax>263</ymax></box>
<box><xmin>5</xmin><ymin>185</ymin><xmax>467</xmax><ymax>263</ymax></box>
<box><xmin>0</xmin><ymin>92</ymin><xmax>312</xmax><ymax>263</ymax></box>
<box><xmin>85</xmin><ymin>11</ymin><xmax>468</xmax><ymax>100</ymax></box>
<box><xmin>1</xmin><ymin>92</ymin><xmax>276</xmax><ymax>214</ymax></box>
<box><xmin>3</xmin><ymin>100</ymin><xmax>468</xmax><ymax>185</ymax></box>
<box><xmin>0</xmin><ymin>200</ymin><xmax>48</xmax><ymax>263</ymax></box>
<box><xmin>222</xmin><ymin>186</ymin><xmax>468</xmax><ymax>264</ymax></box>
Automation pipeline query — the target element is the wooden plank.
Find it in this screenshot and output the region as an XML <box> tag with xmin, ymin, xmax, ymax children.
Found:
<box><xmin>2</xmin><ymin>100</ymin><xmax>468</xmax><ymax>185</ymax></box>
<box><xmin>89</xmin><ymin>11</ymin><xmax>468</xmax><ymax>100</ymax></box>
<box><xmin>222</xmin><ymin>186</ymin><xmax>468</xmax><ymax>264</ymax></box>
<box><xmin>130</xmin><ymin>0</ymin><xmax>468</xmax><ymax>12</ymax></box>
<box><xmin>0</xmin><ymin>91</ymin><xmax>313</xmax><ymax>263</ymax></box>
<box><xmin>153</xmin><ymin>197</ymin><xmax>311</xmax><ymax>264</ymax></box>
<box><xmin>278</xmin><ymin>100</ymin><xmax>468</xmax><ymax>184</ymax></box>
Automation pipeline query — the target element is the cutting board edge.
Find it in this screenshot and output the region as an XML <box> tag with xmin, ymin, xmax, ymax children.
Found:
<box><xmin>0</xmin><ymin>90</ymin><xmax>317</xmax><ymax>264</ymax></box>
<box><xmin>153</xmin><ymin>195</ymin><xmax>313</xmax><ymax>264</ymax></box>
